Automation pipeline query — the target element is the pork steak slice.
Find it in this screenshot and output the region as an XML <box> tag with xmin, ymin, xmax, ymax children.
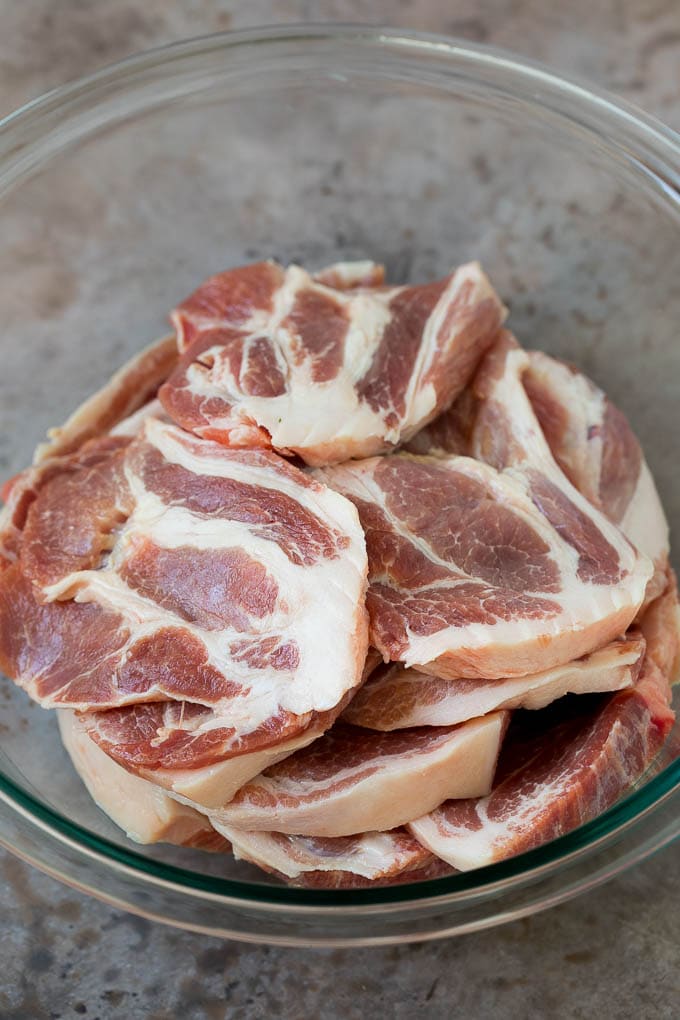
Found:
<box><xmin>408</xmin><ymin>577</ymin><xmax>678</xmax><ymax>871</ymax></box>
<box><xmin>211</xmin><ymin>714</ymin><xmax>507</xmax><ymax>836</ymax></box>
<box><xmin>0</xmin><ymin>417</ymin><xmax>368</xmax><ymax>771</ymax></box>
<box><xmin>316</xmin><ymin>443</ymin><xmax>651</xmax><ymax>679</ymax></box>
<box><xmin>213</xmin><ymin>824</ymin><xmax>451</xmax><ymax>888</ymax></box>
<box><xmin>411</xmin><ymin>337</ymin><xmax>668</xmax><ymax>602</ymax></box>
<box><xmin>63</xmin><ymin>701</ymin><xmax>450</xmax><ymax>885</ymax></box>
<box><xmin>159</xmin><ymin>260</ymin><xmax>506</xmax><ymax>466</ymax></box>
<box><xmin>523</xmin><ymin>351</ymin><xmax>668</xmax><ymax>596</ymax></box>
<box><xmin>342</xmin><ymin>634</ymin><xmax>646</xmax><ymax>730</ymax></box>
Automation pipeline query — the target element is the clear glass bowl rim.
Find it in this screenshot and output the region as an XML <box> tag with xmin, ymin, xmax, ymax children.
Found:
<box><xmin>0</xmin><ymin>22</ymin><xmax>678</xmax><ymax>920</ymax></box>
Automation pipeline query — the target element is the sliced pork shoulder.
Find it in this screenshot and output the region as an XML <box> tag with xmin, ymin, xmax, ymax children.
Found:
<box><xmin>409</xmin><ymin>657</ymin><xmax>674</xmax><ymax>870</ymax></box>
<box><xmin>408</xmin><ymin>577</ymin><xmax>677</xmax><ymax>870</ymax></box>
<box><xmin>343</xmin><ymin>635</ymin><xmax>646</xmax><ymax>730</ymax></box>
<box><xmin>211</xmin><ymin>715</ymin><xmax>507</xmax><ymax>836</ymax></box>
<box><xmin>0</xmin><ymin>417</ymin><xmax>368</xmax><ymax>771</ymax></box>
<box><xmin>58</xmin><ymin>710</ymin><xmax>228</xmax><ymax>850</ymax></box>
<box><xmin>213</xmin><ymin>824</ymin><xmax>449</xmax><ymax>888</ymax></box>
<box><xmin>523</xmin><ymin>351</ymin><xmax>668</xmax><ymax>600</ymax></box>
<box><xmin>317</xmin><ymin>445</ymin><xmax>651</xmax><ymax>679</ymax></box>
<box><xmin>2</xmin><ymin>254</ymin><xmax>676</xmax><ymax>888</ymax></box>
<box><xmin>411</xmin><ymin>337</ymin><xmax>668</xmax><ymax>601</ymax></box>
<box><xmin>159</xmin><ymin>260</ymin><xmax>506</xmax><ymax>466</ymax></box>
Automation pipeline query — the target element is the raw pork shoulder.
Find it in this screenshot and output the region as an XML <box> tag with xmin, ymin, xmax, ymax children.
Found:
<box><xmin>311</xmin><ymin>260</ymin><xmax>386</xmax><ymax>290</ymax></box>
<box><xmin>343</xmin><ymin>635</ymin><xmax>645</xmax><ymax>730</ymax></box>
<box><xmin>408</xmin><ymin>579</ymin><xmax>678</xmax><ymax>870</ymax></box>
<box><xmin>1</xmin><ymin>254</ymin><xmax>676</xmax><ymax>887</ymax></box>
<box><xmin>159</xmin><ymin>260</ymin><xmax>506</xmax><ymax>466</ymax></box>
<box><xmin>523</xmin><ymin>351</ymin><xmax>668</xmax><ymax>597</ymax></box>
<box><xmin>0</xmin><ymin>417</ymin><xmax>368</xmax><ymax>771</ymax></box>
<box><xmin>317</xmin><ymin>445</ymin><xmax>651</xmax><ymax>679</ymax></box>
<box><xmin>639</xmin><ymin>568</ymin><xmax>680</xmax><ymax>682</ymax></box>
<box><xmin>211</xmin><ymin>715</ymin><xmax>507</xmax><ymax>836</ymax></box>
<box><xmin>411</xmin><ymin>339</ymin><xmax>668</xmax><ymax>601</ymax></box>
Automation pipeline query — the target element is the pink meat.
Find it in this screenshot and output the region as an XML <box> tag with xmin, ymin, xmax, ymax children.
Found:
<box><xmin>0</xmin><ymin>417</ymin><xmax>368</xmax><ymax>771</ymax></box>
<box><xmin>212</xmin><ymin>714</ymin><xmax>507</xmax><ymax>836</ymax></box>
<box><xmin>159</xmin><ymin>260</ymin><xmax>506</xmax><ymax>466</ymax></box>
<box><xmin>408</xmin><ymin>579</ymin><xmax>677</xmax><ymax>870</ymax></box>
<box><xmin>411</xmin><ymin>338</ymin><xmax>668</xmax><ymax>602</ymax></box>
<box><xmin>0</xmin><ymin>334</ymin><xmax>177</xmax><ymax>564</ymax></box>
<box><xmin>317</xmin><ymin>443</ymin><xmax>651</xmax><ymax>679</ymax></box>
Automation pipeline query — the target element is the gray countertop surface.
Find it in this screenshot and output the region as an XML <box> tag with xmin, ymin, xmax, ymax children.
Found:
<box><xmin>1</xmin><ymin>2</ymin><xmax>679</xmax><ymax>1018</ymax></box>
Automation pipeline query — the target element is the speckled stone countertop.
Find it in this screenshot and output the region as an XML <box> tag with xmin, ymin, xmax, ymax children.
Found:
<box><xmin>1</xmin><ymin>3</ymin><xmax>679</xmax><ymax>1018</ymax></box>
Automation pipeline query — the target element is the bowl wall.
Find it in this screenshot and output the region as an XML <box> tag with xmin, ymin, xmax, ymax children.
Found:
<box><xmin>0</xmin><ymin>26</ymin><xmax>679</xmax><ymax>944</ymax></box>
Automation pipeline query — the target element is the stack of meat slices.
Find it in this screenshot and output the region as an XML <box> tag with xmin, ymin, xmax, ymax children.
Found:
<box><xmin>0</xmin><ymin>259</ymin><xmax>677</xmax><ymax>888</ymax></box>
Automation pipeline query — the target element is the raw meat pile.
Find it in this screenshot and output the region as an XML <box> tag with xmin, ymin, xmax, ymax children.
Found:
<box><xmin>1</xmin><ymin>258</ymin><xmax>677</xmax><ymax>889</ymax></box>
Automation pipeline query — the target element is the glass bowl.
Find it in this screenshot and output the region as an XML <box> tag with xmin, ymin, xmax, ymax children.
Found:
<box><xmin>0</xmin><ymin>24</ymin><xmax>679</xmax><ymax>947</ymax></box>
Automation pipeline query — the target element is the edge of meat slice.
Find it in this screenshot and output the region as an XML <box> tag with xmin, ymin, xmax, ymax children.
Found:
<box><xmin>147</xmin><ymin>726</ymin><xmax>332</xmax><ymax>810</ymax></box>
<box><xmin>211</xmin><ymin>714</ymin><xmax>508</xmax><ymax>837</ymax></box>
<box><xmin>342</xmin><ymin>634</ymin><xmax>646</xmax><ymax>730</ymax></box>
<box><xmin>33</xmin><ymin>335</ymin><xmax>178</xmax><ymax>464</ymax></box>
<box><xmin>213</xmin><ymin>823</ymin><xmax>447</xmax><ymax>887</ymax></box>
<box><xmin>57</xmin><ymin>710</ymin><xmax>227</xmax><ymax>850</ymax></box>
<box><xmin>1</xmin><ymin>336</ymin><xmax>177</xmax><ymax>565</ymax></box>
<box><xmin>160</xmin><ymin>260</ymin><xmax>506</xmax><ymax>466</ymax></box>
<box><xmin>290</xmin><ymin>853</ymin><xmax>452</xmax><ymax>889</ymax></box>
<box><xmin>312</xmin><ymin>260</ymin><xmax>386</xmax><ymax>290</ymax></box>
<box><xmin>639</xmin><ymin>567</ymin><xmax>680</xmax><ymax>683</ymax></box>
<box><xmin>408</xmin><ymin>575</ymin><xmax>678</xmax><ymax>871</ymax></box>
<box><xmin>81</xmin><ymin>701</ymin><xmax>346</xmax><ymax>810</ymax></box>
<box><xmin>523</xmin><ymin>350</ymin><xmax>669</xmax><ymax>602</ymax></box>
